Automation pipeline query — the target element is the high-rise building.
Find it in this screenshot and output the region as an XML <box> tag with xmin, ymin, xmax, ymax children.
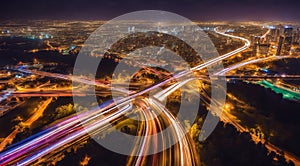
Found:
<box><xmin>295</xmin><ymin>28</ymin><xmax>300</xmax><ymax>43</ymax></box>
<box><xmin>266</xmin><ymin>34</ymin><xmax>272</xmax><ymax>43</ymax></box>
<box><xmin>257</xmin><ymin>44</ymin><xmax>270</xmax><ymax>56</ymax></box>
<box><xmin>253</xmin><ymin>43</ymin><xmax>270</xmax><ymax>55</ymax></box>
<box><xmin>275</xmin><ymin>28</ymin><xmax>280</xmax><ymax>42</ymax></box>
<box><xmin>250</xmin><ymin>35</ymin><xmax>261</xmax><ymax>45</ymax></box>
<box><xmin>292</xmin><ymin>32</ymin><xmax>298</xmax><ymax>43</ymax></box>
<box><xmin>269</xmin><ymin>26</ymin><xmax>277</xmax><ymax>42</ymax></box>
<box><xmin>270</xmin><ymin>27</ymin><xmax>276</xmax><ymax>36</ymax></box>
<box><xmin>278</xmin><ymin>25</ymin><xmax>285</xmax><ymax>36</ymax></box>
<box><xmin>283</xmin><ymin>36</ymin><xmax>292</xmax><ymax>54</ymax></box>
<box><xmin>276</xmin><ymin>36</ymin><xmax>284</xmax><ymax>56</ymax></box>
<box><xmin>251</xmin><ymin>35</ymin><xmax>261</xmax><ymax>55</ymax></box>
<box><xmin>284</xmin><ymin>25</ymin><xmax>293</xmax><ymax>37</ymax></box>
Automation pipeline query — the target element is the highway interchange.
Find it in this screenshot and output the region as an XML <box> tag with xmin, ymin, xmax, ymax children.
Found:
<box><xmin>0</xmin><ymin>27</ymin><xmax>299</xmax><ymax>165</ymax></box>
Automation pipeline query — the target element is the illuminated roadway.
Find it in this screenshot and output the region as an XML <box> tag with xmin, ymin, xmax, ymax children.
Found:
<box><xmin>214</xmin><ymin>55</ymin><xmax>299</xmax><ymax>76</ymax></box>
<box><xmin>1</xmin><ymin>27</ymin><xmax>299</xmax><ymax>165</ymax></box>
<box><xmin>0</xmin><ymin>27</ymin><xmax>255</xmax><ymax>165</ymax></box>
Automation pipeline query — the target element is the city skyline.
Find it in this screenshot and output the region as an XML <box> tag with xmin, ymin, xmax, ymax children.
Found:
<box><xmin>0</xmin><ymin>4</ymin><xmax>300</xmax><ymax>165</ymax></box>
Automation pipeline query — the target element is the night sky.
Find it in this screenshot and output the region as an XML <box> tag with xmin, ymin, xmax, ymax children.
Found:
<box><xmin>0</xmin><ymin>0</ymin><xmax>300</xmax><ymax>21</ymax></box>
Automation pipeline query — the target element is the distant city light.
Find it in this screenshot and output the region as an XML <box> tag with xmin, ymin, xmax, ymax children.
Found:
<box><xmin>268</xmin><ymin>25</ymin><xmax>276</xmax><ymax>29</ymax></box>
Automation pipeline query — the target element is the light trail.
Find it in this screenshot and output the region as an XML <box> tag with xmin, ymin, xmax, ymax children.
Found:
<box><xmin>0</xmin><ymin>101</ymin><xmax>133</xmax><ymax>165</ymax></box>
<box><xmin>17</xmin><ymin>68</ymin><xmax>131</xmax><ymax>95</ymax></box>
<box><xmin>0</xmin><ymin>90</ymin><xmax>13</xmax><ymax>103</ymax></box>
<box><xmin>16</xmin><ymin>103</ymin><xmax>133</xmax><ymax>165</ymax></box>
<box><xmin>0</xmin><ymin>90</ymin><xmax>114</xmax><ymax>97</ymax></box>
<box><xmin>192</xmin><ymin>27</ymin><xmax>251</xmax><ymax>71</ymax></box>
<box><xmin>153</xmin><ymin>78</ymin><xmax>195</xmax><ymax>101</ymax></box>
<box><xmin>261</xmin><ymin>28</ymin><xmax>271</xmax><ymax>39</ymax></box>
<box><xmin>149</xmin><ymin>98</ymin><xmax>199</xmax><ymax>165</ymax></box>
<box><xmin>0</xmin><ymin>27</ymin><xmax>256</xmax><ymax>165</ymax></box>
<box><xmin>214</xmin><ymin>55</ymin><xmax>295</xmax><ymax>76</ymax></box>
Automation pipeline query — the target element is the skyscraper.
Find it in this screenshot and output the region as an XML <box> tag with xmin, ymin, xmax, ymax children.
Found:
<box><xmin>276</xmin><ymin>36</ymin><xmax>284</xmax><ymax>56</ymax></box>
<box><xmin>292</xmin><ymin>28</ymin><xmax>300</xmax><ymax>43</ymax></box>
<box><xmin>283</xmin><ymin>36</ymin><xmax>292</xmax><ymax>54</ymax></box>
<box><xmin>269</xmin><ymin>26</ymin><xmax>277</xmax><ymax>42</ymax></box>
<box><xmin>284</xmin><ymin>25</ymin><xmax>293</xmax><ymax>37</ymax></box>
<box><xmin>257</xmin><ymin>44</ymin><xmax>270</xmax><ymax>56</ymax></box>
